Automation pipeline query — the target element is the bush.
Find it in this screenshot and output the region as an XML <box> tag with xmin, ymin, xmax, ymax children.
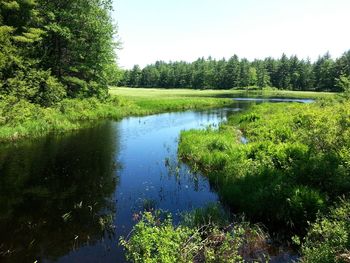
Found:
<box><xmin>63</xmin><ymin>76</ymin><xmax>108</xmax><ymax>99</ymax></box>
<box><xmin>120</xmin><ymin>208</ymin><xmax>269</xmax><ymax>263</ymax></box>
<box><xmin>4</xmin><ymin>69</ymin><xmax>66</xmax><ymax>106</ymax></box>
<box><xmin>301</xmin><ymin>200</ymin><xmax>350</xmax><ymax>263</ymax></box>
<box><xmin>179</xmin><ymin>101</ymin><xmax>350</xmax><ymax>234</ymax></box>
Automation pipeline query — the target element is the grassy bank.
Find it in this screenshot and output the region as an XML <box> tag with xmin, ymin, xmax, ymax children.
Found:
<box><xmin>178</xmin><ymin>98</ymin><xmax>350</xmax><ymax>260</ymax></box>
<box><xmin>0</xmin><ymin>90</ymin><xmax>232</xmax><ymax>143</ymax></box>
<box><xmin>111</xmin><ymin>87</ymin><xmax>335</xmax><ymax>100</ymax></box>
<box><xmin>0</xmin><ymin>87</ymin><xmax>335</xmax><ymax>143</ymax></box>
<box><xmin>179</xmin><ymin>100</ymin><xmax>350</xmax><ymax>232</ymax></box>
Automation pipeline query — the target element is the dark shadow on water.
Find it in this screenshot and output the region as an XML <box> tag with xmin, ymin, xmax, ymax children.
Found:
<box><xmin>0</xmin><ymin>122</ymin><xmax>119</xmax><ymax>262</ymax></box>
<box><xmin>0</xmin><ymin>108</ymin><xmax>240</xmax><ymax>262</ymax></box>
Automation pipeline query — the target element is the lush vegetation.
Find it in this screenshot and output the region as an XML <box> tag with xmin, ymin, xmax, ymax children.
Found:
<box><xmin>111</xmin><ymin>87</ymin><xmax>334</xmax><ymax>100</ymax></box>
<box><xmin>3</xmin><ymin>86</ymin><xmax>332</xmax><ymax>143</ymax></box>
<box><xmin>0</xmin><ymin>0</ymin><xmax>119</xmax><ymax>103</ymax></box>
<box><xmin>0</xmin><ymin>88</ymin><xmax>237</xmax><ymax>142</ymax></box>
<box><xmin>120</xmin><ymin>51</ymin><xmax>350</xmax><ymax>92</ymax></box>
<box><xmin>300</xmin><ymin>199</ymin><xmax>350</xmax><ymax>263</ymax></box>
<box><xmin>2</xmin><ymin>2</ymin><xmax>350</xmax><ymax>262</ymax></box>
<box><xmin>0</xmin><ymin>0</ymin><xmax>125</xmax><ymax>141</ymax></box>
<box><xmin>177</xmin><ymin>97</ymin><xmax>350</xmax><ymax>260</ymax></box>
<box><xmin>179</xmin><ymin>99</ymin><xmax>350</xmax><ymax>231</ymax></box>
<box><xmin>120</xmin><ymin>204</ymin><xmax>270</xmax><ymax>263</ymax></box>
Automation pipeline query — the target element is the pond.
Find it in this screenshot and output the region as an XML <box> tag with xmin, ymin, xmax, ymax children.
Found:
<box><xmin>0</xmin><ymin>99</ymin><xmax>310</xmax><ymax>262</ymax></box>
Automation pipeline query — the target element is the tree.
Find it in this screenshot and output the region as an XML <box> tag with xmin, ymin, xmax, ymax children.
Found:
<box><xmin>122</xmin><ymin>50</ymin><xmax>350</xmax><ymax>92</ymax></box>
<box><xmin>314</xmin><ymin>53</ymin><xmax>336</xmax><ymax>91</ymax></box>
<box><xmin>248</xmin><ymin>67</ymin><xmax>257</xmax><ymax>86</ymax></box>
<box><xmin>276</xmin><ymin>53</ymin><xmax>291</xmax><ymax>89</ymax></box>
<box><xmin>0</xmin><ymin>0</ymin><xmax>65</xmax><ymax>106</ymax></box>
<box><xmin>0</xmin><ymin>0</ymin><xmax>119</xmax><ymax>104</ymax></box>
<box><xmin>223</xmin><ymin>55</ymin><xmax>240</xmax><ymax>88</ymax></box>
<box><xmin>129</xmin><ymin>65</ymin><xmax>142</xmax><ymax>87</ymax></box>
<box><xmin>337</xmin><ymin>75</ymin><xmax>350</xmax><ymax>98</ymax></box>
<box><xmin>38</xmin><ymin>0</ymin><xmax>117</xmax><ymax>98</ymax></box>
<box><xmin>238</xmin><ymin>58</ymin><xmax>250</xmax><ymax>88</ymax></box>
<box><xmin>255</xmin><ymin>61</ymin><xmax>270</xmax><ymax>88</ymax></box>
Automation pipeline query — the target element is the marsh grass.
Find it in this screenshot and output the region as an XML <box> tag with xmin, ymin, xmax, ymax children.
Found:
<box><xmin>0</xmin><ymin>91</ymin><xmax>232</xmax><ymax>143</ymax></box>
<box><xmin>110</xmin><ymin>87</ymin><xmax>335</xmax><ymax>100</ymax></box>
<box><xmin>0</xmin><ymin>87</ymin><xmax>333</xmax><ymax>143</ymax></box>
<box><xmin>178</xmin><ymin>99</ymin><xmax>350</xmax><ymax>236</ymax></box>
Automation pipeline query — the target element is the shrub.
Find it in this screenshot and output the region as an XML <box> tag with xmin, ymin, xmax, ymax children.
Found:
<box><xmin>301</xmin><ymin>200</ymin><xmax>350</xmax><ymax>263</ymax></box>
<box><xmin>179</xmin><ymin>101</ymin><xmax>350</xmax><ymax>235</ymax></box>
<box><xmin>4</xmin><ymin>69</ymin><xmax>66</xmax><ymax>106</ymax></box>
<box><xmin>120</xmin><ymin>208</ymin><xmax>269</xmax><ymax>263</ymax></box>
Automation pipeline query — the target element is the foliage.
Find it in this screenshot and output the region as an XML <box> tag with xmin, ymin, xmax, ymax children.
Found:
<box><xmin>301</xmin><ymin>199</ymin><xmax>350</xmax><ymax>263</ymax></box>
<box><xmin>120</xmin><ymin>207</ymin><xmax>269</xmax><ymax>263</ymax></box>
<box><xmin>0</xmin><ymin>0</ymin><xmax>118</xmax><ymax>104</ymax></box>
<box><xmin>337</xmin><ymin>75</ymin><xmax>350</xmax><ymax>99</ymax></box>
<box><xmin>5</xmin><ymin>69</ymin><xmax>66</xmax><ymax>106</ymax></box>
<box><xmin>181</xmin><ymin>203</ymin><xmax>230</xmax><ymax>228</ymax></box>
<box><xmin>120</xmin><ymin>51</ymin><xmax>350</xmax><ymax>92</ymax></box>
<box><xmin>120</xmin><ymin>211</ymin><xmax>197</xmax><ymax>263</ymax></box>
<box><xmin>179</xmin><ymin>100</ymin><xmax>350</xmax><ymax>234</ymax></box>
<box><xmin>0</xmin><ymin>90</ymin><xmax>235</xmax><ymax>143</ymax></box>
<box><xmin>0</xmin><ymin>95</ymin><xmax>125</xmax><ymax>142</ymax></box>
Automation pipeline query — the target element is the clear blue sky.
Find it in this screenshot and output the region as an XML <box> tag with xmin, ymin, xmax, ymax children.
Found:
<box><xmin>112</xmin><ymin>0</ymin><xmax>350</xmax><ymax>69</ymax></box>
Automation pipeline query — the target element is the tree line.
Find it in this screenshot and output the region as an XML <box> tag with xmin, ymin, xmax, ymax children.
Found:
<box><xmin>0</xmin><ymin>0</ymin><xmax>119</xmax><ymax>107</ymax></box>
<box><xmin>120</xmin><ymin>51</ymin><xmax>350</xmax><ymax>92</ymax></box>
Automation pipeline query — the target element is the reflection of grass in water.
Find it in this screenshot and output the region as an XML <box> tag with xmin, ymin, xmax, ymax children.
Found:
<box><xmin>164</xmin><ymin>157</ymin><xmax>181</xmax><ymax>178</ymax></box>
<box><xmin>164</xmin><ymin>155</ymin><xmax>203</xmax><ymax>192</ymax></box>
<box><xmin>98</xmin><ymin>214</ymin><xmax>115</xmax><ymax>235</ymax></box>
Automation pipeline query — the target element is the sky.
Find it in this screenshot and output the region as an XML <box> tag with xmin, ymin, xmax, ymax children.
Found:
<box><xmin>112</xmin><ymin>0</ymin><xmax>350</xmax><ymax>69</ymax></box>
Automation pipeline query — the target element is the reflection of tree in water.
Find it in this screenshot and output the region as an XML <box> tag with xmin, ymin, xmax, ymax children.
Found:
<box><xmin>0</xmin><ymin>122</ymin><xmax>120</xmax><ymax>263</ymax></box>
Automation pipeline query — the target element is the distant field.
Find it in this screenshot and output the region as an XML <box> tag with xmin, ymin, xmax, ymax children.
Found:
<box><xmin>110</xmin><ymin>87</ymin><xmax>335</xmax><ymax>100</ymax></box>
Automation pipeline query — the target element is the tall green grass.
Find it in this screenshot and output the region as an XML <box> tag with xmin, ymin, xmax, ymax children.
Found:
<box><xmin>1</xmin><ymin>87</ymin><xmax>333</xmax><ymax>143</ymax></box>
<box><xmin>179</xmin><ymin>99</ymin><xmax>350</xmax><ymax>236</ymax></box>
<box><xmin>111</xmin><ymin>87</ymin><xmax>335</xmax><ymax>100</ymax></box>
<box><xmin>0</xmin><ymin>93</ymin><xmax>232</xmax><ymax>143</ymax></box>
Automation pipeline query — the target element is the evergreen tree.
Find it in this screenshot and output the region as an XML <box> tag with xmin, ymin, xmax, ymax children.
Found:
<box><xmin>0</xmin><ymin>0</ymin><xmax>119</xmax><ymax>104</ymax></box>
<box><xmin>122</xmin><ymin>50</ymin><xmax>350</xmax><ymax>92</ymax></box>
<box><xmin>314</xmin><ymin>53</ymin><xmax>336</xmax><ymax>91</ymax></box>
<box><xmin>276</xmin><ymin>53</ymin><xmax>291</xmax><ymax>89</ymax></box>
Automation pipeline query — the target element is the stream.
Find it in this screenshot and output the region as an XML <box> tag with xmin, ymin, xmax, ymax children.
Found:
<box><xmin>0</xmin><ymin>98</ymin><xmax>312</xmax><ymax>262</ymax></box>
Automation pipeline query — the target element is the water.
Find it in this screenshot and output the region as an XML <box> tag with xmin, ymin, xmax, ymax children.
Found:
<box><xmin>0</xmin><ymin>107</ymin><xmax>244</xmax><ymax>263</ymax></box>
<box><xmin>233</xmin><ymin>98</ymin><xmax>314</xmax><ymax>103</ymax></box>
<box><xmin>0</xmin><ymin>98</ymin><xmax>312</xmax><ymax>262</ymax></box>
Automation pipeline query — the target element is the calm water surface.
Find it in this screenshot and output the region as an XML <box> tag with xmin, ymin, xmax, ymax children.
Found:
<box><xmin>0</xmin><ymin>99</ymin><xmax>310</xmax><ymax>262</ymax></box>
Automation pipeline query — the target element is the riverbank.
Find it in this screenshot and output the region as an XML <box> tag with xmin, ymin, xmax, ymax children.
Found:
<box><xmin>177</xmin><ymin>97</ymin><xmax>350</xmax><ymax>261</ymax></box>
<box><xmin>110</xmin><ymin>87</ymin><xmax>334</xmax><ymax>100</ymax></box>
<box><xmin>0</xmin><ymin>88</ymin><xmax>332</xmax><ymax>143</ymax></box>
<box><xmin>0</xmin><ymin>91</ymin><xmax>231</xmax><ymax>143</ymax></box>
